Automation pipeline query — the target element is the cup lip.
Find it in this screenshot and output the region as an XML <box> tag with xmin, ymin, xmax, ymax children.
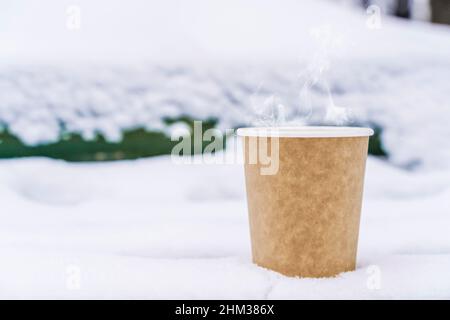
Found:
<box><xmin>236</xmin><ymin>126</ymin><xmax>374</xmax><ymax>138</ymax></box>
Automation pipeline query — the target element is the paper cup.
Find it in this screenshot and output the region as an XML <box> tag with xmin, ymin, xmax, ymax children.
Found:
<box><xmin>237</xmin><ymin>126</ymin><xmax>374</xmax><ymax>278</ymax></box>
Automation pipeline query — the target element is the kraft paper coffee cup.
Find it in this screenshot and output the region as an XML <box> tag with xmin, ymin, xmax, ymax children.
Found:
<box><xmin>237</xmin><ymin>126</ymin><xmax>374</xmax><ymax>278</ymax></box>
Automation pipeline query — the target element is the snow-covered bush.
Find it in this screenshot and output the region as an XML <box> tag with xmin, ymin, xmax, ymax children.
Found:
<box><xmin>0</xmin><ymin>0</ymin><xmax>449</xmax><ymax>169</ymax></box>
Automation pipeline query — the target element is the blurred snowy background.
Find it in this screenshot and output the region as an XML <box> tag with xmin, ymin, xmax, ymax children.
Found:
<box><xmin>0</xmin><ymin>0</ymin><xmax>450</xmax><ymax>299</ymax></box>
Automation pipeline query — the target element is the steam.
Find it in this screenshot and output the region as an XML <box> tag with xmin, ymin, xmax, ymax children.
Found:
<box><xmin>251</xmin><ymin>25</ymin><xmax>351</xmax><ymax>127</ymax></box>
<box><xmin>300</xmin><ymin>26</ymin><xmax>350</xmax><ymax>125</ymax></box>
<box><xmin>250</xmin><ymin>90</ymin><xmax>287</xmax><ymax>126</ymax></box>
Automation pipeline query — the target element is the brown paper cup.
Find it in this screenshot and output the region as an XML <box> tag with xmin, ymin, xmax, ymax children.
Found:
<box><xmin>237</xmin><ymin>126</ymin><xmax>374</xmax><ymax>278</ymax></box>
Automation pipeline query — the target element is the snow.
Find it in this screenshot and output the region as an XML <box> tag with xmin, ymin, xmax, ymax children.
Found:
<box><xmin>1</xmin><ymin>57</ymin><xmax>450</xmax><ymax>169</ymax></box>
<box><xmin>0</xmin><ymin>148</ymin><xmax>449</xmax><ymax>299</ymax></box>
<box><xmin>1</xmin><ymin>0</ymin><xmax>446</xmax><ymax>62</ymax></box>
<box><xmin>1</xmin><ymin>0</ymin><xmax>450</xmax><ymax>169</ymax></box>
<box><xmin>1</xmin><ymin>0</ymin><xmax>450</xmax><ymax>299</ymax></box>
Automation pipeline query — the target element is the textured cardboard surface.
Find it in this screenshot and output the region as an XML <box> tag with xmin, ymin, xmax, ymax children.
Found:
<box><xmin>243</xmin><ymin>136</ymin><xmax>369</xmax><ymax>278</ymax></box>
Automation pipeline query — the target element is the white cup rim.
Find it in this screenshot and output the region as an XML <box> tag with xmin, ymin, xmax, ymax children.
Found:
<box><xmin>236</xmin><ymin>126</ymin><xmax>374</xmax><ymax>138</ymax></box>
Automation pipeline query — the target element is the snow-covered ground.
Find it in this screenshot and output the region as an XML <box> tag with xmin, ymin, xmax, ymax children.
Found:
<box><xmin>1</xmin><ymin>0</ymin><xmax>450</xmax><ymax>299</ymax></box>
<box><xmin>0</xmin><ymin>149</ymin><xmax>449</xmax><ymax>299</ymax></box>
<box><xmin>1</xmin><ymin>0</ymin><xmax>450</xmax><ymax>169</ymax></box>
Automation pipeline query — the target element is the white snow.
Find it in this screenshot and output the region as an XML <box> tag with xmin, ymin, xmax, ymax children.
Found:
<box><xmin>1</xmin><ymin>0</ymin><xmax>450</xmax><ymax>169</ymax></box>
<box><xmin>1</xmin><ymin>59</ymin><xmax>450</xmax><ymax>170</ymax></box>
<box><xmin>0</xmin><ymin>0</ymin><xmax>450</xmax><ymax>299</ymax></box>
<box><xmin>0</xmin><ymin>0</ymin><xmax>450</xmax><ymax>169</ymax></box>
<box><xmin>0</xmin><ymin>149</ymin><xmax>449</xmax><ymax>299</ymax></box>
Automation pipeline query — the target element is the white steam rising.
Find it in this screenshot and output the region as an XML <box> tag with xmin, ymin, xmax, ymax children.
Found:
<box><xmin>251</xmin><ymin>25</ymin><xmax>352</xmax><ymax>127</ymax></box>
<box><xmin>250</xmin><ymin>89</ymin><xmax>287</xmax><ymax>126</ymax></box>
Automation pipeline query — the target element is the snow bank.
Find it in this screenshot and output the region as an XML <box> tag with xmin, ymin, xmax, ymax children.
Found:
<box><xmin>1</xmin><ymin>0</ymin><xmax>450</xmax><ymax>169</ymax></box>
<box><xmin>0</xmin><ymin>154</ymin><xmax>449</xmax><ymax>299</ymax></box>
<box><xmin>2</xmin><ymin>0</ymin><xmax>448</xmax><ymax>62</ymax></box>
